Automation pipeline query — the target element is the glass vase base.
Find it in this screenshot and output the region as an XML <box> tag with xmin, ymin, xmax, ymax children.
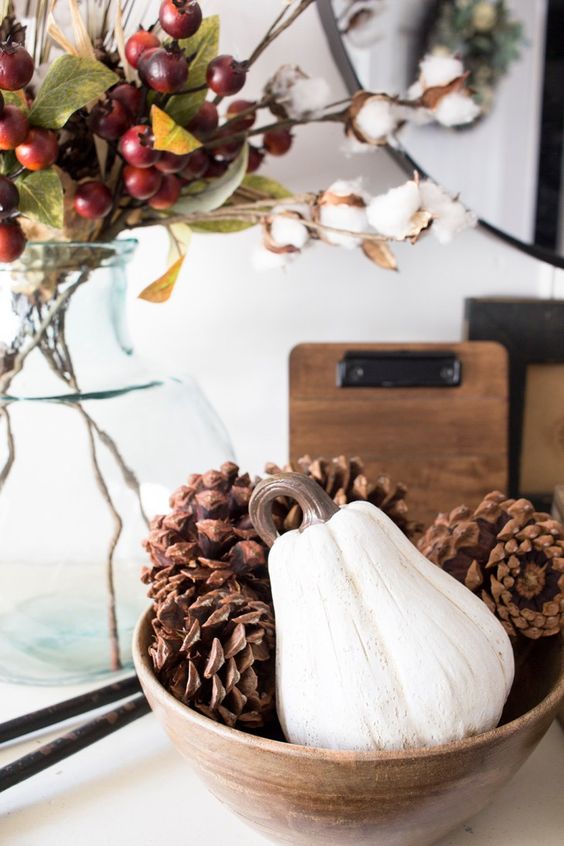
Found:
<box><xmin>0</xmin><ymin>591</ymin><xmax>146</xmax><ymax>686</ymax></box>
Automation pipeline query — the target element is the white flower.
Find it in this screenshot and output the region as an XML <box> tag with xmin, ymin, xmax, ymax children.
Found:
<box><xmin>367</xmin><ymin>180</ymin><xmax>421</xmax><ymax>239</ymax></box>
<box><xmin>353</xmin><ymin>96</ymin><xmax>398</xmax><ymax>143</ymax></box>
<box><xmin>419</xmin><ymin>180</ymin><xmax>477</xmax><ymax>243</ymax></box>
<box><xmin>434</xmin><ymin>91</ymin><xmax>481</xmax><ymax>126</ymax></box>
<box><xmin>419</xmin><ymin>54</ymin><xmax>465</xmax><ymax>88</ymax></box>
<box><xmin>267</xmin><ymin>65</ymin><xmax>330</xmax><ymax>120</ymax></box>
<box><xmin>317</xmin><ymin>179</ymin><xmax>369</xmax><ymax>249</ymax></box>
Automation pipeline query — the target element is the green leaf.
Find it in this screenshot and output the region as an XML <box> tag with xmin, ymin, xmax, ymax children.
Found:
<box><xmin>139</xmin><ymin>255</ymin><xmax>186</xmax><ymax>304</ymax></box>
<box><xmin>171</xmin><ymin>145</ymin><xmax>249</xmax><ymax>215</ymax></box>
<box><xmin>1</xmin><ymin>89</ymin><xmax>28</xmax><ymax>110</ymax></box>
<box><xmin>0</xmin><ymin>151</ymin><xmax>16</xmax><ymax>175</ymax></box>
<box><xmin>16</xmin><ymin>168</ymin><xmax>64</xmax><ymax>229</ymax></box>
<box><xmin>241</xmin><ymin>174</ymin><xmax>293</xmax><ymax>199</ymax></box>
<box><xmin>28</xmin><ymin>55</ymin><xmax>118</xmax><ymax>129</ymax></box>
<box><xmin>189</xmin><ymin>219</ymin><xmax>254</xmax><ymax>234</ymax></box>
<box><xmin>166</xmin><ymin>15</ymin><xmax>220</xmax><ymax>125</ymax></box>
<box><xmin>151</xmin><ymin>105</ymin><xmax>202</xmax><ymax>155</ymax></box>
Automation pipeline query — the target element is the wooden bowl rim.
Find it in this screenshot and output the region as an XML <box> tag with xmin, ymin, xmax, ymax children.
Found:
<box><xmin>133</xmin><ymin>607</ymin><xmax>564</xmax><ymax>763</ymax></box>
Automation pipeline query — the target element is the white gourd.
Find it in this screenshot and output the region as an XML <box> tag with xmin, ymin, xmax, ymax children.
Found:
<box><xmin>250</xmin><ymin>474</ymin><xmax>515</xmax><ymax>753</ymax></box>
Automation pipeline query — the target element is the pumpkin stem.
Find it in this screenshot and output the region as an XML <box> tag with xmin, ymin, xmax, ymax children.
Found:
<box><xmin>249</xmin><ymin>472</ymin><xmax>339</xmax><ymax>547</ymax></box>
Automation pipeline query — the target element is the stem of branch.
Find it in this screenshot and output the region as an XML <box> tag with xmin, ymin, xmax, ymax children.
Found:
<box><xmin>0</xmin><ymin>405</ymin><xmax>15</xmax><ymax>495</ymax></box>
<box><xmin>76</xmin><ymin>405</ymin><xmax>123</xmax><ymax>672</ymax></box>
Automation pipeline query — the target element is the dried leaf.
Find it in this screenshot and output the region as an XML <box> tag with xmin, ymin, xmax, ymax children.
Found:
<box><xmin>47</xmin><ymin>13</ymin><xmax>80</xmax><ymax>56</ymax></box>
<box><xmin>151</xmin><ymin>105</ymin><xmax>202</xmax><ymax>155</ymax></box>
<box><xmin>138</xmin><ymin>255</ymin><xmax>186</xmax><ymax>303</ymax></box>
<box><xmin>406</xmin><ymin>210</ymin><xmax>432</xmax><ymax>242</ymax></box>
<box><xmin>361</xmin><ymin>240</ymin><xmax>398</xmax><ymax>270</ymax></box>
<box><xmin>68</xmin><ymin>0</ymin><xmax>96</xmax><ymax>59</ymax></box>
<box><xmin>420</xmin><ymin>75</ymin><xmax>468</xmax><ymax>110</ymax></box>
<box><xmin>114</xmin><ymin>3</ymin><xmax>135</xmax><ymax>83</ymax></box>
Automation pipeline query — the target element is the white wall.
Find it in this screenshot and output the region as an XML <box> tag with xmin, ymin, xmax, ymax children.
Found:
<box><xmin>127</xmin><ymin>0</ymin><xmax>549</xmax><ymax>477</ymax></box>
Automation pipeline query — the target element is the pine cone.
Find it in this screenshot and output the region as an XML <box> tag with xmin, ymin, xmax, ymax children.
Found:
<box><xmin>266</xmin><ymin>455</ymin><xmax>420</xmax><ymax>538</ymax></box>
<box><xmin>142</xmin><ymin>461</ymin><xmax>268</xmax><ymax>597</ymax></box>
<box><xmin>150</xmin><ymin>579</ymin><xmax>275</xmax><ymax>728</ymax></box>
<box><xmin>143</xmin><ymin>462</ymin><xmax>276</xmax><ymax>728</ymax></box>
<box><xmin>419</xmin><ymin>492</ymin><xmax>564</xmax><ymax>640</ymax></box>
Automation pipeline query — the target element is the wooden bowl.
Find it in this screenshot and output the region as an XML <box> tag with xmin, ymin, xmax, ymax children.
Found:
<box><xmin>133</xmin><ymin>610</ymin><xmax>563</xmax><ymax>846</ymax></box>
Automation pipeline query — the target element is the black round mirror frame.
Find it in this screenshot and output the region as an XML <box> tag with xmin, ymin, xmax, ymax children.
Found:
<box><xmin>316</xmin><ymin>0</ymin><xmax>564</xmax><ymax>270</ymax></box>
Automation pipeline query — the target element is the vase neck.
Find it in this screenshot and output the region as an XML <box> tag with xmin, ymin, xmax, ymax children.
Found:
<box><xmin>2</xmin><ymin>241</ymin><xmax>146</xmax><ymax>398</ymax></box>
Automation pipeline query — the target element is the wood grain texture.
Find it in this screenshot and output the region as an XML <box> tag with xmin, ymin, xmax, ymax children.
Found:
<box><xmin>134</xmin><ymin>612</ymin><xmax>563</xmax><ymax>846</ymax></box>
<box><xmin>290</xmin><ymin>342</ymin><xmax>508</xmax><ymax>526</ymax></box>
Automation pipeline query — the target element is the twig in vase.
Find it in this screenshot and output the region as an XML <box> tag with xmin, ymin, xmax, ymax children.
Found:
<box><xmin>0</xmin><ymin>406</ymin><xmax>15</xmax><ymax>495</ymax></box>
<box><xmin>76</xmin><ymin>404</ymin><xmax>124</xmax><ymax>672</ymax></box>
<box><xmin>0</xmin><ymin>272</ymin><xmax>90</xmax><ymax>396</ymax></box>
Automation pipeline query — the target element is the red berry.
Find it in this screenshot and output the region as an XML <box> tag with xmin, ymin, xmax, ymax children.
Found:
<box><xmin>213</xmin><ymin>127</ymin><xmax>244</xmax><ymax>162</ymax></box>
<box><xmin>226</xmin><ymin>99</ymin><xmax>256</xmax><ymax>130</ymax></box>
<box><xmin>0</xmin><ymin>45</ymin><xmax>34</xmax><ymax>91</ymax></box>
<box><xmin>204</xmin><ymin>157</ymin><xmax>228</xmax><ymax>179</ymax></box>
<box><xmin>15</xmin><ymin>128</ymin><xmax>58</xmax><ymax>171</ymax></box>
<box><xmin>123</xmin><ymin>165</ymin><xmax>162</xmax><ymax>200</ymax></box>
<box><xmin>179</xmin><ymin>148</ymin><xmax>208</xmax><ymax>180</ymax></box>
<box><xmin>138</xmin><ymin>45</ymin><xmax>188</xmax><ymax>94</ymax></box>
<box><xmin>119</xmin><ymin>125</ymin><xmax>160</xmax><ymax>168</ymax></box>
<box><xmin>186</xmin><ymin>101</ymin><xmax>218</xmax><ymax>137</ymax></box>
<box><xmin>159</xmin><ymin>0</ymin><xmax>202</xmax><ymax>40</ymax></box>
<box><xmin>0</xmin><ymin>175</ymin><xmax>19</xmax><ymax>217</ymax></box>
<box><xmin>0</xmin><ymin>220</ymin><xmax>25</xmax><ymax>262</ymax></box>
<box><xmin>263</xmin><ymin>128</ymin><xmax>293</xmax><ymax>156</ymax></box>
<box><xmin>0</xmin><ymin>92</ymin><xmax>4</xmax><ymax>118</ymax></box>
<box><xmin>155</xmin><ymin>151</ymin><xmax>191</xmax><ymax>174</ymax></box>
<box><xmin>125</xmin><ymin>29</ymin><xmax>160</xmax><ymax>70</ymax></box>
<box><xmin>148</xmin><ymin>173</ymin><xmax>181</xmax><ymax>209</ymax></box>
<box><xmin>73</xmin><ymin>181</ymin><xmax>113</xmax><ymax>220</ymax></box>
<box><xmin>110</xmin><ymin>84</ymin><xmax>143</xmax><ymax>119</ymax></box>
<box><xmin>246</xmin><ymin>145</ymin><xmax>264</xmax><ymax>173</ymax></box>
<box><xmin>0</xmin><ymin>106</ymin><xmax>29</xmax><ymax>150</ymax></box>
<box><xmin>206</xmin><ymin>55</ymin><xmax>247</xmax><ymax>97</ymax></box>
<box><xmin>89</xmin><ymin>99</ymin><xmax>131</xmax><ymax>141</ymax></box>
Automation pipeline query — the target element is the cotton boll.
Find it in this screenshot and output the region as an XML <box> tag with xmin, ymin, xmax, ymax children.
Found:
<box><xmin>317</xmin><ymin>179</ymin><xmax>370</xmax><ymax>249</ymax></box>
<box><xmin>367</xmin><ymin>180</ymin><xmax>421</xmax><ymax>239</ymax></box>
<box><xmin>419</xmin><ymin>54</ymin><xmax>465</xmax><ymax>88</ymax></box>
<box><xmin>342</xmin><ymin>134</ymin><xmax>380</xmax><ymax>156</ymax></box>
<box><xmin>267</xmin><ymin>65</ymin><xmax>330</xmax><ymax>120</ymax></box>
<box><xmin>419</xmin><ymin>180</ymin><xmax>477</xmax><ymax>243</ymax></box>
<box><xmin>354</xmin><ymin>96</ymin><xmax>398</xmax><ymax>144</ymax></box>
<box><xmin>434</xmin><ymin>92</ymin><xmax>481</xmax><ymax>126</ymax></box>
<box><xmin>270</xmin><ymin>215</ymin><xmax>310</xmax><ymax>250</ymax></box>
<box><xmin>286</xmin><ymin>76</ymin><xmax>331</xmax><ymax>119</ymax></box>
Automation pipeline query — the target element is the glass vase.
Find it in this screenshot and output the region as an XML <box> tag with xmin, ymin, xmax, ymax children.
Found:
<box><xmin>0</xmin><ymin>240</ymin><xmax>233</xmax><ymax>685</ymax></box>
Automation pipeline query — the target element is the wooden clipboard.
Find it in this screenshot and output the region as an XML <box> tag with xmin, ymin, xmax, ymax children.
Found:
<box><xmin>289</xmin><ymin>342</ymin><xmax>508</xmax><ymax>526</ymax></box>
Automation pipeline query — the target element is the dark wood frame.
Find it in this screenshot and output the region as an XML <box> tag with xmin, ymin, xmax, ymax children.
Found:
<box><xmin>315</xmin><ymin>0</ymin><xmax>564</xmax><ymax>270</ymax></box>
<box><xmin>465</xmin><ymin>298</ymin><xmax>564</xmax><ymax>509</ymax></box>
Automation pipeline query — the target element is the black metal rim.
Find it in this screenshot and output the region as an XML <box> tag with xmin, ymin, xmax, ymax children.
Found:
<box><xmin>316</xmin><ymin>0</ymin><xmax>564</xmax><ymax>270</ymax></box>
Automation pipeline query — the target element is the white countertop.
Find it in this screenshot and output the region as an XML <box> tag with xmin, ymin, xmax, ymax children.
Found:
<box><xmin>1</xmin><ymin>680</ymin><xmax>563</xmax><ymax>846</ymax></box>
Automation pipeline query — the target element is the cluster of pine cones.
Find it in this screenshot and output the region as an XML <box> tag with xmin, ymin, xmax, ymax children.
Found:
<box><xmin>143</xmin><ymin>456</ymin><xmax>564</xmax><ymax>731</ymax></box>
<box><xmin>142</xmin><ymin>455</ymin><xmax>419</xmax><ymax>729</ymax></box>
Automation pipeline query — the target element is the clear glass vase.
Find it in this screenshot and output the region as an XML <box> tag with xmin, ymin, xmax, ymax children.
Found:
<box><xmin>0</xmin><ymin>240</ymin><xmax>233</xmax><ymax>685</ymax></box>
